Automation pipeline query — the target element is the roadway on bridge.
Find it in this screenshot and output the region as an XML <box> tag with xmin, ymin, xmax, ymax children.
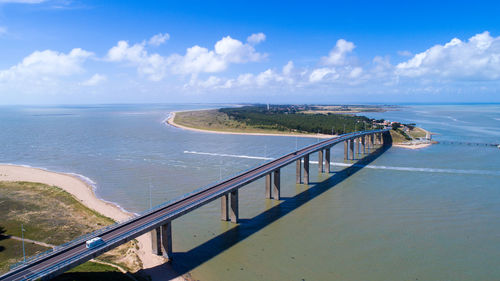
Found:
<box><xmin>1</xmin><ymin>129</ymin><xmax>388</xmax><ymax>281</ymax></box>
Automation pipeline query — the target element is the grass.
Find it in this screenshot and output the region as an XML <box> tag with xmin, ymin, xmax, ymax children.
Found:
<box><xmin>0</xmin><ymin>181</ymin><xmax>114</xmax><ymax>245</ymax></box>
<box><xmin>0</xmin><ymin>181</ymin><xmax>143</xmax><ymax>279</ymax></box>
<box><xmin>174</xmin><ymin>109</ymin><xmax>310</xmax><ymax>135</ymax></box>
<box><xmin>52</xmin><ymin>262</ymin><xmax>133</xmax><ymax>281</ymax></box>
<box><xmin>0</xmin><ymin>235</ymin><xmax>50</xmax><ymax>273</ymax></box>
<box><xmin>408</xmin><ymin>127</ymin><xmax>428</xmax><ymax>138</ymax></box>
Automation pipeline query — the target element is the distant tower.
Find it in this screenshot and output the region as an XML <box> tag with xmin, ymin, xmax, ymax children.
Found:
<box><xmin>267</xmin><ymin>103</ymin><xmax>270</xmax><ymax>110</ymax></box>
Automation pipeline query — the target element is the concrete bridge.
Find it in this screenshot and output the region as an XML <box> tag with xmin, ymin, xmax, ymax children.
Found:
<box><xmin>0</xmin><ymin>129</ymin><xmax>391</xmax><ymax>281</ymax></box>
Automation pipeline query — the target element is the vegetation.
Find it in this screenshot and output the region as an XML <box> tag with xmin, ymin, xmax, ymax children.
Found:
<box><xmin>219</xmin><ymin>105</ymin><xmax>375</xmax><ymax>134</ymax></box>
<box><xmin>52</xmin><ymin>262</ymin><xmax>132</xmax><ymax>281</ymax></box>
<box><xmin>0</xmin><ymin>181</ymin><xmax>142</xmax><ymax>280</ymax></box>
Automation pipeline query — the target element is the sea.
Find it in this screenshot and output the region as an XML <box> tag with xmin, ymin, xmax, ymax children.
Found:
<box><xmin>1</xmin><ymin>103</ymin><xmax>499</xmax><ymax>281</ymax></box>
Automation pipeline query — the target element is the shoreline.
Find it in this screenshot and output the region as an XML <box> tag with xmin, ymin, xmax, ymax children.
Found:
<box><xmin>0</xmin><ymin>164</ymin><xmax>185</xmax><ymax>281</ymax></box>
<box><xmin>167</xmin><ymin>110</ymin><xmax>336</xmax><ymax>139</ymax></box>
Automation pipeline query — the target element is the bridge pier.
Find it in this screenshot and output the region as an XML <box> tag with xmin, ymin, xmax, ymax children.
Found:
<box><xmin>161</xmin><ymin>222</ymin><xmax>173</xmax><ymax>260</ymax></box>
<box><xmin>230</xmin><ymin>190</ymin><xmax>238</xmax><ymax>223</ymax></box>
<box><xmin>151</xmin><ymin>223</ymin><xmax>173</xmax><ymax>260</ymax></box>
<box><xmin>265</xmin><ymin>173</ymin><xmax>272</xmax><ymax>199</ymax></box>
<box><xmin>356</xmin><ymin>138</ymin><xmax>360</xmax><ymax>156</ymax></box>
<box><xmin>349</xmin><ymin>139</ymin><xmax>354</xmax><ymax>160</ymax></box>
<box><xmin>325</xmin><ymin>148</ymin><xmax>331</xmax><ymax>173</ymax></box>
<box><xmin>362</xmin><ymin>136</ymin><xmax>366</xmax><ymax>154</ymax></box>
<box><xmin>273</xmin><ymin>169</ymin><xmax>280</xmax><ymax>200</ymax></box>
<box><xmin>151</xmin><ymin>227</ymin><xmax>162</xmax><ymax>255</ymax></box>
<box><xmin>318</xmin><ymin>150</ymin><xmax>324</xmax><ymax>173</ymax></box>
<box><xmin>303</xmin><ymin>154</ymin><xmax>309</xmax><ymax>185</ymax></box>
<box><xmin>344</xmin><ymin>140</ymin><xmax>348</xmax><ymax>160</ymax></box>
<box><xmin>221</xmin><ymin>194</ymin><xmax>229</xmax><ymax>221</ymax></box>
<box><xmin>296</xmin><ymin>159</ymin><xmax>301</xmax><ymax>184</ymax></box>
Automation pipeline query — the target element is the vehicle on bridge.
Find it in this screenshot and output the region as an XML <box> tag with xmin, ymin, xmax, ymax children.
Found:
<box><xmin>86</xmin><ymin>237</ymin><xmax>104</xmax><ymax>249</ymax></box>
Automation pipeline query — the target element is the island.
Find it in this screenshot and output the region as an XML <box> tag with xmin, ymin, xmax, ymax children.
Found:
<box><xmin>168</xmin><ymin>104</ymin><xmax>434</xmax><ymax>149</ymax></box>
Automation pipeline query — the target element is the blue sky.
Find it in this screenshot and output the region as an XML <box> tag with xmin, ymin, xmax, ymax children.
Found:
<box><xmin>0</xmin><ymin>0</ymin><xmax>499</xmax><ymax>104</ymax></box>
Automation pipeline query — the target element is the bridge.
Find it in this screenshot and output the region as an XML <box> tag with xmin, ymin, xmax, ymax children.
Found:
<box><xmin>0</xmin><ymin>129</ymin><xmax>391</xmax><ymax>281</ymax></box>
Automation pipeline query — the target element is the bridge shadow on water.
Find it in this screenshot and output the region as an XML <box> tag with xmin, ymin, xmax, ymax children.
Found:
<box><xmin>152</xmin><ymin>144</ymin><xmax>391</xmax><ymax>277</ymax></box>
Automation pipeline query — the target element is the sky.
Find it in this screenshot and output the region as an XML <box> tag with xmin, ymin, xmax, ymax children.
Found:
<box><xmin>0</xmin><ymin>0</ymin><xmax>499</xmax><ymax>105</ymax></box>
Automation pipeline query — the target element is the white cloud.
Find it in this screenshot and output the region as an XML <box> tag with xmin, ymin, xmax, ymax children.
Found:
<box><xmin>309</xmin><ymin>67</ymin><xmax>336</xmax><ymax>82</ymax></box>
<box><xmin>321</xmin><ymin>39</ymin><xmax>355</xmax><ymax>66</ymax></box>
<box><xmin>81</xmin><ymin>73</ymin><xmax>106</xmax><ymax>86</ymax></box>
<box><xmin>148</xmin><ymin>33</ymin><xmax>170</xmax><ymax>46</ymax></box>
<box><xmin>247</xmin><ymin>33</ymin><xmax>266</xmax><ymax>45</ymax></box>
<box><xmin>0</xmin><ymin>48</ymin><xmax>93</xmax><ymax>81</ymax></box>
<box><xmin>107</xmin><ymin>40</ymin><xmax>167</xmax><ymax>81</ymax></box>
<box><xmin>396</xmin><ymin>31</ymin><xmax>500</xmax><ymax>80</ymax></box>
<box><xmin>0</xmin><ymin>26</ymin><xmax>7</xmax><ymax>36</ymax></box>
<box><xmin>169</xmin><ymin>35</ymin><xmax>266</xmax><ymax>75</ymax></box>
<box><xmin>283</xmin><ymin>61</ymin><xmax>294</xmax><ymax>76</ymax></box>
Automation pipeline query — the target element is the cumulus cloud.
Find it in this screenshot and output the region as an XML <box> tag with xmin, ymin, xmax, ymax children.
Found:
<box><xmin>0</xmin><ymin>48</ymin><xmax>93</xmax><ymax>81</ymax></box>
<box><xmin>247</xmin><ymin>32</ymin><xmax>266</xmax><ymax>45</ymax></box>
<box><xmin>148</xmin><ymin>33</ymin><xmax>170</xmax><ymax>46</ymax></box>
<box><xmin>321</xmin><ymin>39</ymin><xmax>355</xmax><ymax>66</ymax></box>
<box><xmin>107</xmin><ymin>40</ymin><xmax>167</xmax><ymax>81</ymax></box>
<box><xmin>396</xmin><ymin>31</ymin><xmax>500</xmax><ymax>80</ymax></box>
<box><xmin>81</xmin><ymin>73</ymin><xmax>106</xmax><ymax>86</ymax></box>
<box><xmin>309</xmin><ymin>67</ymin><xmax>337</xmax><ymax>83</ymax></box>
<box><xmin>169</xmin><ymin>35</ymin><xmax>266</xmax><ymax>75</ymax></box>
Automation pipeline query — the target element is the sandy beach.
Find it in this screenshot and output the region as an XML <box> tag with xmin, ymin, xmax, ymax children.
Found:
<box><xmin>393</xmin><ymin>143</ymin><xmax>432</xmax><ymax>149</ymax></box>
<box><xmin>0</xmin><ymin>164</ymin><xmax>184</xmax><ymax>281</ymax></box>
<box><xmin>167</xmin><ymin>111</ymin><xmax>335</xmax><ymax>139</ymax></box>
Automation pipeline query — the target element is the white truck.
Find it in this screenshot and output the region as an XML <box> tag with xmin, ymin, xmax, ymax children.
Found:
<box><xmin>86</xmin><ymin>237</ymin><xmax>104</xmax><ymax>249</ymax></box>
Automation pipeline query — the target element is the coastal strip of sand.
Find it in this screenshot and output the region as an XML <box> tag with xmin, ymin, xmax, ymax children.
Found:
<box><xmin>0</xmin><ymin>164</ymin><xmax>184</xmax><ymax>281</ymax></box>
<box><xmin>168</xmin><ymin>110</ymin><xmax>434</xmax><ymax>150</ymax></box>
<box><xmin>393</xmin><ymin>143</ymin><xmax>432</xmax><ymax>149</ymax></box>
<box><xmin>167</xmin><ymin>110</ymin><xmax>335</xmax><ymax>139</ymax></box>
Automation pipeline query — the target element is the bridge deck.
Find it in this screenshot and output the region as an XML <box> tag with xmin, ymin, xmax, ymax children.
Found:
<box><xmin>0</xmin><ymin>129</ymin><xmax>389</xmax><ymax>281</ymax></box>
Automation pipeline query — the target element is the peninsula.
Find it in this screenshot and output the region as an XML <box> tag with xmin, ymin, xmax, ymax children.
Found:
<box><xmin>168</xmin><ymin>105</ymin><xmax>433</xmax><ymax>149</ymax></box>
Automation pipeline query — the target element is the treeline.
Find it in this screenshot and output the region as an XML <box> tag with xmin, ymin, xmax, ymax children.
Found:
<box><xmin>219</xmin><ymin>105</ymin><xmax>375</xmax><ymax>134</ymax></box>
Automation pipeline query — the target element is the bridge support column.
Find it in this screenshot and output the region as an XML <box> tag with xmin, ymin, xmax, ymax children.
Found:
<box><xmin>325</xmin><ymin>147</ymin><xmax>331</xmax><ymax>173</ymax></box>
<box><xmin>273</xmin><ymin>169</ymin><xmax>280</xmax><ymax>200</ymax></box>
<box><xmin>151</xmin><ymin>227</ymin><xmax>162</xmax><ymax>255</ymax></box>
<box><xmin>161</xmin><ymin>222</ymin><xmax>173</xmax><ymax>260</ymax></box>
<box><xmin>296</xmin><ymin>159</ymin><xmax>301</xmax><ymax>184</ymax></box>
<box><xmin>303</xmin><ymin>154</ymin><xmax>309</xmax><ymax>185</ymax></box>
<box><xmin>265</xmin><ymin>173</ymin><xmax>272</xmax><ymax>199</ymax></box>
<box><xmin>349</xmin><ymin>139</ymin><xmax>354</xmax><ymax>160</ymax></box>
<box><xmin>221</xmin><ymin>194</ymin><xmax>229</xmax><ymax>221</ymax></box>
<box><xmin>362</xmin><ymin>136</ymin><xmax>366</xmax><ymax>154</ymax></box>
<box><xmin>344</xmin><ymin>141</ymin><xmax>348</xmax><ymax>160</ymax></box>
<box><xmin>370</xmin><ymin>134</ymin><xmax>374</xmax><ymax>148</ymax></box>
<box><xmin>230</xmin><ymin>190</ymin><xmax>239</xmax><ymax>223</ymax></box>
<box><xmin>318</xmin><ymin>150</ymin><xmax>324</xmax><ymax>173</ymax></box>
<box><xmin>357</xmin><ymin>138</ymin><xmax>360</xmax><ymax>156</ymax></box>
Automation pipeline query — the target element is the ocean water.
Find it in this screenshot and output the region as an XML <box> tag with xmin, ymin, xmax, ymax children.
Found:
<box><xmin>1</xmin><ymin>104</ymin><xmax>499</xmax><ymax>280</ymax></box>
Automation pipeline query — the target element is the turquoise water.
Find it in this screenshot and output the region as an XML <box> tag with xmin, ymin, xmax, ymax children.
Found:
<box><xmin>1</xmin><ymin>104</ymin><xmax>499</xmax><ymax>280</ymax></box>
